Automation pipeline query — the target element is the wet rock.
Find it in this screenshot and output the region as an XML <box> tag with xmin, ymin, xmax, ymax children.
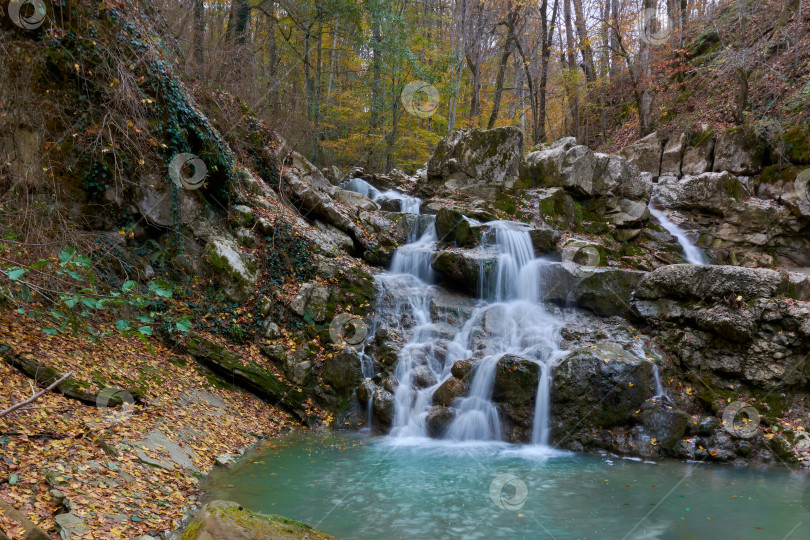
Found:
<box><xmin>528</xmin><ymin>224</ymin><xmax>561</xmax><ymax>254</ymax></box>
<box><xmin>411</xmin><ymin>366</ymin><xmax>437</xmax><ymax>389</ymax></box>
<box><xmin>372</xmin><ymin>389</ymin><xmax>395</xmax><ymax>426</ymax></box>
<box><xmin>639</xmin><ymin>401</ymin><xmax>690</xmax><ymax>450</ymax></box>
<box><xmin>431</xmin><ymin>247</ymin><xmax>497</xmax><ymax>295</ymax></box>
<box><xmin>451</xmin><ymin>359</ymin><xmax>475</xmax><ymax>379</ymax></box>
<box><xmin>321</xmin><ymin>351</ymin><xmax>363</xmax><ymax>394</ymax></box>
<box><xmin>550</xmin><ymin>344</ymin><xmax>655</xmax><ymax>440</ymax></box>
<box><xmin>433</xmin><ymin>377</ymin><xmax>467</xmax><ymax>406</ymax></box>
<box><xmin>492</xmin><ymin>355</ymin><xmax>540</xmax><ymax>405</ymax></box>
<box><xmin>425</xmin><ymin>406</ymin><xmax>456</xmax><ymax>438</ymax></box>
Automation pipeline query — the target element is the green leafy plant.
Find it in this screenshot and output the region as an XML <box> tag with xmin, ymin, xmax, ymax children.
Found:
<box><xmin>2</xmin><ymin>246</ymin><xmax>192</xmax><ymax>344</ymax></box>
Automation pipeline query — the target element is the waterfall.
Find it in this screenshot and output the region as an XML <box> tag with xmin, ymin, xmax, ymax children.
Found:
<box><xmin>381</xmin><ymin>219</ymin><xmax>565</xmax><ymax>444</ymax></box>
<box><xmin>341</xmin><ymin>177</ymin><xmax>421</xmax><ymax>215</ymax></box>
<box><xmin>648</xmin><ymin>204</ymin><xmax>706</xmax><ymax>265</ymax></box>
<box><xmin>342</xmin><ymin>177</ymin><xmax>567</xmax><ymax>445</ymax></box>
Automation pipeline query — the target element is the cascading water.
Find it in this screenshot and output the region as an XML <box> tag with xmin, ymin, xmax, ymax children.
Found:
<box><xmin>379</xmin><ymin>219</ymin><xmax>565</xmax><ymax>445</ymax></box>
<box><xmin>341</xmin><ymin>177</ymin><xmax>421</xmax><ymax>215</ymax></box>
<box><xmin>648</xmin><ymin>204</ymin><xmax>706</xmax><ymax>265</ymax></box>
<box><xmin>341</xmin><ymin>177</ymin><xmax>567</xmax><ymax>445</ymax></box>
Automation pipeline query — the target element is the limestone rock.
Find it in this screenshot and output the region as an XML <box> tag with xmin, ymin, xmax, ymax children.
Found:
<box><xmin>290</xmin><ymin>282</ymin><xmax>330</xmax><ymax>322</ymax></box>
<box><xmin>205</xmin><ymin>237</ymin><xmax>257</xmax><ymax>303</ymax></box>
<box><xmin>682</xmin><ymin>125</ymin><xmax>715</xmax><ymax>176</ymax></box>
<box><xmin>184</xmin><ymin>501</ymin><xmax>336</xmax><ymax>540</ymax></box>
<box><xmin>619</xmin><ymin>132</ymin><xmax>662</xmax><ymax>178</ymax></box>
<box><xmin>426</xmin><ymin>127</ymin><xmax>524</xmax><ymax>199</ymax></box>
<box><xmin>660</xmin><ymin>133</ymin><xmax>685</xmax><ymax>177</ymax></box>
<box><xmin>713</xmin><ymin>125</ymin><xmax>765</xmax><ymax>175</ymax></box>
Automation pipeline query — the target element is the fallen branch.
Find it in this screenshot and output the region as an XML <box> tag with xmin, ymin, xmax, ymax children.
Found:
<box><xmin>0</xmin><ymin>371</ymin><xmax>74</xmax><ymax>419</ymax></box>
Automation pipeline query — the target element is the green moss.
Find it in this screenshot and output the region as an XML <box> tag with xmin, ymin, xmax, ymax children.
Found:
<box><xmin>761</xmin><ymin>164</ymin><xmax>801</xmax><ymax>184</ymax></box>
<box><xmin>180</xmin><ymin>520</ymin><xmax>202</xmax><ymax>540</ymax></box>
<box><xmin>494</xmin><ymin>192</ymin><xmax>516</xmax><ymax>214</ymax></box>
<box><xmin>781</xmin><ymin>126</ymin><xmax>810</xmax><ymax>164</ymax></box>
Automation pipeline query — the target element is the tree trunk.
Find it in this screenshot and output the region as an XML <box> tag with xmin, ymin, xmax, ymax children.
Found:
<box><xmin>466</xmin><ymin>52</ymin><xmax>481</xmax><ymax>120</ymax></box>
<box><xmin>564</xmin><ymin>0</ymin><xmax>579</xmax><ymax>138</ymax></box>
<box><xmin>487</xmin><ymin>38</ymin><xmax>513</xmax><ymax>129</ymax></box>
<box><xmin>228</xmin><ymin>0</ymin><xmax>250</xmax><ymax>44</ymax></box>
<box><xmin>192</xmin><ymin>0</ymin><xmax>205</xmax><ymax>69</ymax></box>
<box><xmin>572</xmin><ymin>0</ymin><xmax>596</xmax><ymax>83</ymax></box>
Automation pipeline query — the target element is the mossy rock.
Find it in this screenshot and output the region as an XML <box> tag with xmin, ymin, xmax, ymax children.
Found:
<box><xmin>776</xmin><ymin>126</ymin><xmax>810</xmax><ymax>165</ymax></box>
<box><xmin>184</xmin><ymin>333</ymin><xmax>305</xmax><ymax>414</ymax></box>
<box><xmin>182</xmin><ymin>501</ymin><xmax>336</xmax><ymax>540</ymax></box>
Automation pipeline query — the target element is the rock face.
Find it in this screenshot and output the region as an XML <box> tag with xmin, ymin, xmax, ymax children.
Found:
<box><xmin>653</xmin><ymin>171</ymin><xmax>749</xmax><ymax>215</ymax></box>
<box><xmin>551</xmin><ymin>344</ymin><xmax>656</xmax><ymax>438</ymax></box>
<box><xmin>205</xmin><ymin>237</ymin><xmax>258</xmax><ymax>303</ymax></box>
<box><xmin>660</xmin><ymin>133</ymin><xmax>685</xmax><ymax>176</ymax></box>
<box><xmin>681</xmin><ymin>126</ymin><xmax>715</xmax><ymax>175</ymax></box>
<box><xmin>713</xmin><ymin>125</ymin><xmax>764</xmax><ymax>175</ymax></box>
<box><xmin>426</xmin><ymin>127</ymin><xmax>524</xmax><ymax>199</ymax></box>
<box><xmin>631</xmin><ymin>265</ymin><xmax>810</xmax><ymax>389</ymax></box>
<box><xmin>184</xmin><ymin>501</ymin><xmax>336</xmax><ymax>539</ymax></box>
<box><xmin>619</xmin><ymin>132</ymin><xmax>662</xmax><ymax>178</ymax></box>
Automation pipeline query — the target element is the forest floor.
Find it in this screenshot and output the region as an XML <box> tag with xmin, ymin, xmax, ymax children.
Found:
<box><xmin>0</xmin><ymin>310</ymin><xmax>294</xmax><ymax>539</ymax></box>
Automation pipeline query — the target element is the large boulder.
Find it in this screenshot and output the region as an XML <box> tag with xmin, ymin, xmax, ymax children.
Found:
<box><xmin>660</xmin><ymin>133</ymin><xmax>685</xmax><ymax>177</ymax></box>
<box><xmin>713</xmin><ymin>125</ymin><xmax>765</xmax><ymax>175</ymax></box>
<box><xmin>773</xmin><ymin>126</ymin><xmax>810</xmax><ymax>165</ymax></box>
<box><xmin>184</xmin><ymin>501</ymin><xmax>335</xmax><ymax>540</ymax></box>
<box><xmin>630</xmin><ymin>265</ymin><xmax>810</xmax><ymax>389</ymax></box>
<box><xmin>426</xmin><ymin>127</ymin><xmax>524</xmax><ymax>199</ymax></box>
<box><xmin>334</xmin><ymin>188</ymin><xmax>379</xmax><ymax>212</ymax></box>
<box><xmin>653</xmin><ymin>171</ymin><xmax>749</xmax><ymax>215</ymax></box>
<box><xmin>205</xmin><ymin>237</ymin><xmax>258</xmax><ymax>303</ymax></box>
<box><xmin>593</xmin><ymin>153</ymin><xmax>652</xmax><ymax>201</ymax></box>
<box><xmin>619</xmin><ymin>132</ymin><xmax>662</xmax><ymax>178</ymax></box>
<box><xmin>520</xmin><ymin>138</ymin><xmax>596</xmax><ymax>196</ymax></box>
<box><xmin>321</xmin><ymin>351</ymin><xmax>363</xmax><ymax>394</ymax></box>
<box><xmin>682</xmin><ymin>125</ymin><xmax>715</xmax><ymax>176</ymax></box>
<box><xmin>537</xmin><ymin>263</ymin><xmax>645</xmax><ymax>318</ymax></box>
<box><xmin>550</xmin><ymin>344</ymin><xmax>656</xmax><ymax>438</ymax></box>
<box><xmin>431</xmin><ymin>247</ymin><xmax>497</xmax><ymax>294</ymax></box>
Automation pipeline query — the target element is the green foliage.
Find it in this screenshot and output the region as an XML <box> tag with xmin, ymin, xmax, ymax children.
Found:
<box><xmin>1</xmin><ymin>246</ymin><xmax>192</xmax><ymax>342</ymax></box>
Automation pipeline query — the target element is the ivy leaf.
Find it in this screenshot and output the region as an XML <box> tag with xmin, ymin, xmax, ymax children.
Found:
<box><xmin>138</xmin><ymin>325</ymin><xmax>153</xmax><ymax>336</ymax></box>
<box><xmin>122</xmin><ymin>280</ymin><xmax>137</xmax><ymax>292</ymax></box>
<box><xmin>43</xmin><ymin>328</ymin><xmax>59</xmax><ymax>335</ymax></box>
<box><xmin>81</xmin><ymin>297</ymin><xmax>98</xmax><ymax>309</ymax></box>
<box><xmin>7</xmin><ymin>268</ymin><xmax>25</xmax><ymax>281</ymax></box>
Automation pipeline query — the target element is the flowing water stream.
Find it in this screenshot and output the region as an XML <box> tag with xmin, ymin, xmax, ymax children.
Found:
<box><xmin>206</xmin><ymin>183</ymin><xmax>810</xmax><ymax>538</ymax></box>
<box><xmin>377</xmin><ymin>216</ymin><xmax>565</xmax><ymax>445</ymax></box>
<box><xmin>648</xmin><ymin>204</ymin><xmax>706</xmax><ymax>265</ymax></box>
